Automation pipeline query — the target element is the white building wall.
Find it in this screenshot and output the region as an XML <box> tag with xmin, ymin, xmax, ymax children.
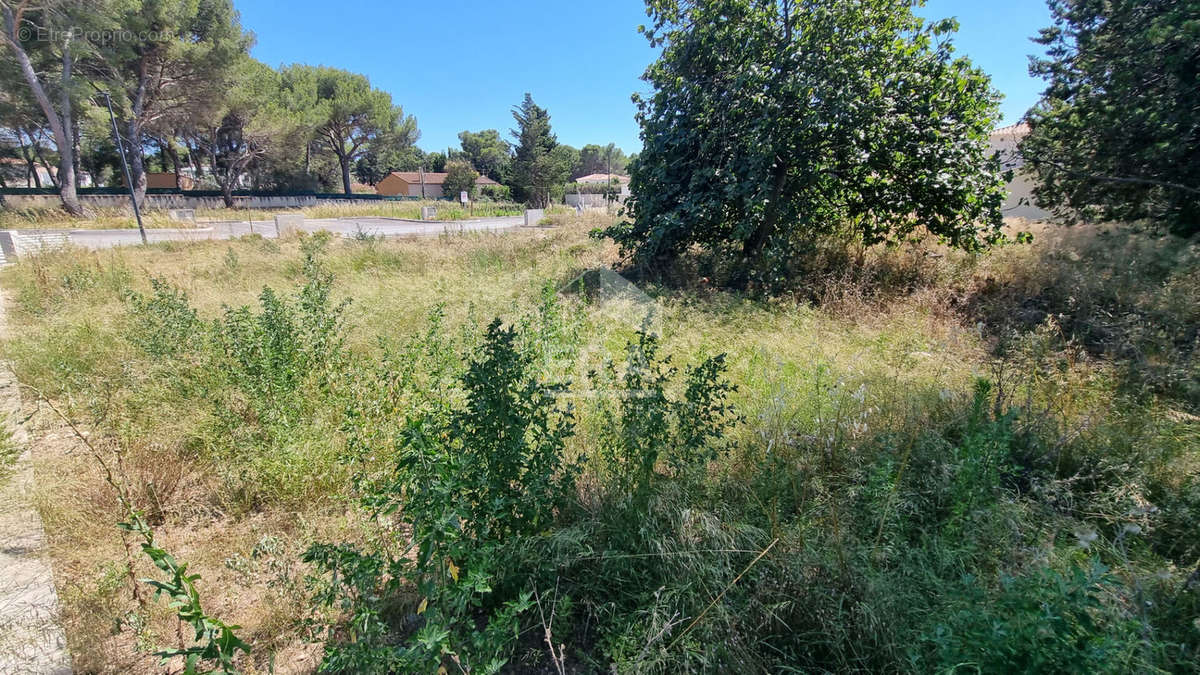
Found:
<box><xmin>988</xmin><ymin>125</ymin><xmax>1051</xmax><ymax>220</ymax></box>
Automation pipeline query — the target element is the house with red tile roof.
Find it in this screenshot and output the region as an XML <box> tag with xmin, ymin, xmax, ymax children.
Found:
<box><xmin>375</xmin><ymin>171</ymin><xmax>499</xmax><ymax>198</ymax></box>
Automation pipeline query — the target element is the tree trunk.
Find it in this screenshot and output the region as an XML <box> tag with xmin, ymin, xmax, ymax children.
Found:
<box><xmin>210</xmin><ymin>142</ymin><xmax>240</xmax><ymax>208</ymax></box>
<box><xmin>29</xmin><ymin>128</ymin><xmax>58</xmax><ymax>189</ymax></box>
<box><xmin>15</xmin><ymin>129</ymin><xmax>40</xmax><ymax>188</ymax></box>
<box><xmin>186</xmin><ymin>141</ymin><xmax>205</xmax><ymax>178</ymax></box>
<box><xmin>126</xmin><ymin>119</ymin><xmax>147</xmax><ymax>206</ymax></box>
<box><xmin>2</xmin><ymin>7</ymin><xmax>85</xmax><ymax>215</ymax></box>
<box><xmin>164</xmin><ymin>142</ymin><xmax>183</xmax><ymax>188</ymax></box>
<box><xmin>72</xmin><ymin>111</ymin><xmax>83</xmax><ymax>190</ymax></box>
<box><xmin>23</xmin><ymin>155</ymin><xmax>40</xmax><ymax>188</ymax></box>
<box><xmin>742</xmin><ymin>162</ymin><xmax>789</xmax><ymax>259</ymax></box>
<box><xmin>339</xmin><ymin>154</ymin><xmax>352</xmax><ymax>195</ymax></box>
<box><xmin>126</xmin><ymin>56</ymin><xmax>150</xmax><ymax>207</ymax></box>
<box><xmin>221</xmin><ymin>159</ymin><xmax>252</xmax><ymax>208</ymax></box>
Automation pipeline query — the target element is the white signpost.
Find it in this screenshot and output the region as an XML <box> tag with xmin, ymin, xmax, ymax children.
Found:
<box><xmin>460</xmin><ymin>191</ymin><xmax>469</xmax><ymax>204</ymax></box>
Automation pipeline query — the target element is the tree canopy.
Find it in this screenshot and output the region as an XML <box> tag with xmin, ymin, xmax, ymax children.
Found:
<box><xmin>442</xmin><ymin>159</ymin><xmax>479</xmax><ymax>200</ymax></box>
<box><xmin>509</xmin><ymin>93</ymin><xmax>573</xmax><ymax>207</ymax></box>
<box><xmin>576</xmin><ymin>143</ymin><xmax>628</xmax><ymax>178</ymax></box>
<box><xmin>1020</xmin><ymin>0</ymin><xmax>1200</xmax><ymax>235</ymax></box>
<box><xmin>185</xmin><ymin>58</ymin><xmax>301</xmax><ymax>205</ymax></box>
<box><xmin>89</xmin><ymin>0</ymin><xmax>252</xmax><ymax>204</ymax></box>
<box><xmin>603</xmin><ymin>0</ymin><xmax>1009</xmax><ymax>273</ymax></box>
<box><xmin>457</xmin><ymin>129</ymin><xmax>510</xmax><ymax>182</ymax></box>
<box><xmin>290</xmin><ymin>65</ymin><xmax>417</xmax><ymax>194</ymax></box>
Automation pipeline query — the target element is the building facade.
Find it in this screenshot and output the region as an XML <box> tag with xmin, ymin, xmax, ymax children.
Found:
<box><xmin>375</xmin><ymin>172</ymin><xmax>499</xmax><ymax>199</ymax></box>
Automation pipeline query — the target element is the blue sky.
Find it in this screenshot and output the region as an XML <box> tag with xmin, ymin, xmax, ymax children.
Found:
<box><xmin>236</xmin><ymin>0</ymin><xmax>1054</xmax><ymax>155</ymax></box>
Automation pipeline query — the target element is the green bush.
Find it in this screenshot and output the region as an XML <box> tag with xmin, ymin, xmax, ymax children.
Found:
<box><xmin>920</xmin><ymin>560</ymin><xmax>1145</xmax><ymax>674</ymax></box>
<box><xmin>121</xmin><ymin>238</ymin><xmax>352</xmax><ymax>509</ymax></box>
<box><xmin>126</xmin><ymin>278</ymin><xmax>202</xmax><ymax>357</ymax></box>
<box><xmin>306</xmin><ymin>318</ymin><xmax>577</xmax><ymax>672</ymax></box>
<box><xmin>303</xmin><ymin>313</ymin><xmax>743</xmax><ymax>673</ymax></box>
<box><xmin>479</xmin><ymin>184</ymin><xmax>512</xmax><ymax>201</ymax></box>
<box><xmin>591</xmin><ymin>331</ymin><xmax>737</xmax><ymax>499</ymax></box>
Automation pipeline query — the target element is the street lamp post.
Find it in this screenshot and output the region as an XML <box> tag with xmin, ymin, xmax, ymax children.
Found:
<box><xmin>100</xmin><ymin>92</ymin><xmax>147</xmax><ymax>245</ymax></box>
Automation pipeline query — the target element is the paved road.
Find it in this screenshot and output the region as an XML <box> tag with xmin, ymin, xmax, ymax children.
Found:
<box><xmin>21</xmin><ymin>215</ymin><xmax>526</xmax><ymax>251</ymax></box>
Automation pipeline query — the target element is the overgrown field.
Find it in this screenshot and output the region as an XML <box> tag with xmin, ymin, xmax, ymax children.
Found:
<box><xmin>2</xmin><ymin>214</ymin><xmax>1198</xmax><ymax>672</ymax></box>
<box><xmin>0</xmin><ymin>199</ymin><xmax>524</xmax><ymax>230</ymax></box>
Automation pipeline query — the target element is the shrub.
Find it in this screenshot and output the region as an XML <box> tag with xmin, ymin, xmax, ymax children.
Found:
<box><xmin>479</xmin><ymin>184</ymin><xmax>511</xmax><ymax>201</ymax></box>
<box><xmin>591</xmin><ymin>331</ymin><xmax>737</xmax><ymax>499</ymax></box>
<box><xmin>126</xmin><ymin>278</ymin><xmax>203</xmax><ymax>357</ymax></box>
<box><xmin>213</xmin><ymin>236</ymin><xmax>347</xmax><ymax>425</ymax></box>
<box><xmin>121</xmin><ymin>240</ymin><xmax>352</xmax><ymax>509</ymax></box>
<box><xmin>306</xmin><ymin>318</ymin><xmax>577</xmax><ymax>672</ymax></box>
<box><xmin>304</xmin><ymin>314</ymin><xmax>744</xmax><ymax>672</ymax></box>
<box><xmin>920</xmin><ymin>560</ymin><xmax>1145</xmax><ymax>673</ymax></box>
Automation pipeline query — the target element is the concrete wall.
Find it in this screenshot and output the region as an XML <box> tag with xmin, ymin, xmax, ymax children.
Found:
<box><xmin>0</xmin><ymin>193</ymin><xmax>381</xmax><ymax>212</ymax></box>
<box><xmin>0</xmin><ymin>230</ymin><xmax>71</xmax><ymax>264</ymax></box>
<box><xmin>565</xmin><ymin>193</ymin><xmax>621</xmax><ymax>209</ymax></box>
<box><xmin>987</xmin><ymin>125</ymin><xmax>1052</xmax><ymax>220</ymax></box>
<box><xmin>407</xmin><ymin>183</ymin><xmax>444</xmax><ymax>199</ymax></box>
<box><xmin>524</xmin><ymin>209</ymin><xmax>545</xmax><ymax>226</ymax></box>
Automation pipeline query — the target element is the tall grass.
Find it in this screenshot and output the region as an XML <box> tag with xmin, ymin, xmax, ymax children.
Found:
<box><xmin>1</xmin><ymin>216</ymin><xmax>1197</xmax><ymax>672</ymax></box>
<box><xmin>0</xmin><ymin>205</ymin><xmax>191</xmax><ymax>230</ymax></box>
<box><xmin>0</xmin><ymin>200</ymin><xmax>524</xmax><ymax>230</ymax></box>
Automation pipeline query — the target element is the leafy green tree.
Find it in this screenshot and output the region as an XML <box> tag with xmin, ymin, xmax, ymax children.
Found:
<box><xmin>442</xmin><ymin>159</ymin><xmax>479</xmax><ymax>200</ymax></box>
<box><xmin>185</xmin><ymin>59</ymin><xmax>301</xmax><ymax>205</ymax></box>
<box><xmin>290</xmin><ymin>65</ymin><xmax>417</xmax><ymax>194</ymax></box>
<box><xmin>268</xmin><ymin>64</ymin><xmax>343</xmax><ymax>191</ymax></box>
<box><xmin>548</xmin><ymin>143</ymin><xmax>579</xmax><ymax>203</ymax></box>
<box><xmin>78</xmin><ymin>110</ymin><xmax>121</xmax><ymax>187</ymax></box>
<box><xmin>576</xmin><ymin>142</ymin><xmax>628</xmax><ymax>178</ymax></box>
<box><xmin>509</xmin><ymin>93</ymin><xmax>572</xmax><ymax>207</ymax></box>
<box><xmin>352</xmin><ymin>134</ymin><xmax>422</xmax><ymax>185</ymax></box>
<box><xmin>423</xmin><ymin>150</ymin><xmax>446</xmax><ymax>173</ymax></box>
<box><xmin>604</xmin><ymin>0</ymin><xmax>1008</xmax><ymax>271</ymax></box>
<box><xmin>1</xmin><ymin>0</ymin><xmax>87</xmax><ymax>213</ymax></box>
<box><xmin>88</xmin><ymin>0</ymin><xmax>251</xmax><ymax>206</ymax></box>
<box><xmin>457</xmin><ymin>128</ymin><xmax>510</xmax><ymax>181</ymax></box>
<box><xmin>1021</xmin><ymin>0</ymin><xmax>1200</xmax><ymax>234</ymax></box>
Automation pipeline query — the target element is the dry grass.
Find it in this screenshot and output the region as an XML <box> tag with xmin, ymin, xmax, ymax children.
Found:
<box><xmin>0</xmin><ymin>215</ymin><xmax>622</xmax><ymax>672</ymax></box>
<box><xmin>1</xmin><ymin>213</ymin><xmax>1196</xmax><ymax>670</ymax></box>
<box><xmin>0</xmin><ymin>200</ymin><xmax>524</xmax><ymax>231</ymax></box>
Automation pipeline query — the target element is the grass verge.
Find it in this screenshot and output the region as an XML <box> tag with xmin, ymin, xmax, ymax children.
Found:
<box><xmin>0</xmin><ymin>200</ymin><xmax>524</xmax><ymax>230</ymax></box>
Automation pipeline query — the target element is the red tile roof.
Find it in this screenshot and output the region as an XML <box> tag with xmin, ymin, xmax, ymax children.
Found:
<box><xmin>388</xmin><ymin>171</ymin><xmax>500</xmax><ymax>186</ymax></box>
<box><xmin>389</xmin><ymin>171</ymin><xmax>447</xmax><ymax>185</ymax></box>
<box><xmin>990</xmin><ymin>123</ymin><xmax>1030</xmax><ymax>138</ymax></box>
